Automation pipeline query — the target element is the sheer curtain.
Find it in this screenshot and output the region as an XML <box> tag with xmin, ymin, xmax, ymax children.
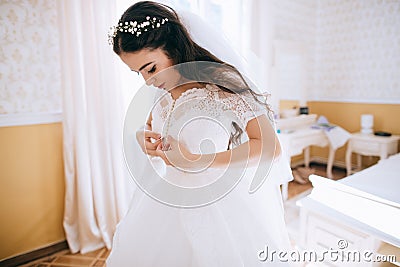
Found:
<box><xmin>57</xmin><ymin>0</ymin><xmax>135</xmax><ymax>253</ymax></box>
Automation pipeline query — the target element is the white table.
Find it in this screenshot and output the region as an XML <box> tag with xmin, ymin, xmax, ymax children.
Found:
<box><xmin>276</xmin><ymin>115</ymin><xmax>351</xmax><ymax>200</ymax></box>
<box><xmin>278</xmin><ymin>128</ymin><xmax>338</xmax><ymax>200</ymax></box>
<box><xmin>279</xmin><ymin>128</ymin><xmax>336</xmax><ymax>179</ymax></box>
<box><xmin>345</xmin><ymin>133</ymin><xmax>400</xmax><ymax>175</ymax></box>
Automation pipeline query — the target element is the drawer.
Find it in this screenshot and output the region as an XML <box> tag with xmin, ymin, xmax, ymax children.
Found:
<box><xmin>307</xmin><ymin>214</ymin><xmax>371</xmax><ymax>250</ymax></box>
<box><xmin>291</xmin><ymin>136</ymin><xmax>328</xmax><ymax>149</ymax></box>
<box><xmin>304</xmin><ymin>213</ymin><xmax>377</xmax><ymax>266</ymax></box>
<box><xmin>351</xmin><ymin>140</ymin><xmax>380</xmax><ymax>155</ymax></box>
<box><xmin>388</xmin><ymin>144</ymin><xmax>398</xmax><ymax>155</ymax></box>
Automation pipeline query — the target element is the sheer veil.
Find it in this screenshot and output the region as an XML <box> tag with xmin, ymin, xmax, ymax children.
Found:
<box><xmin>177</xmin><ymin>10</ymin><xmax>293</xmax><ymax>188</ymax></box>
<box><xmin>177</xmin><ymin>10</ymin><xmax>262</xmax><ymax>94</ymax></box>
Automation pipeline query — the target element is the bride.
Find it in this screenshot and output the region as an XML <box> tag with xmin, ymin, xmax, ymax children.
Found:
<box><xmin>107</xmin><ymin>1</ymin><xmax>293</xmax><ymax>266</ymax></box>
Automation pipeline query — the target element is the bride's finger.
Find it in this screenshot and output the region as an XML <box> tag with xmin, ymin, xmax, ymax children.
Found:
<box><xmin>145</xmin><ymin>138</ymin><xmax>161</xmax><ymax>150</ymax></box>
<box><xmin>143</xmin><ymin>140</ymin><xmax>162</xmax><ymax>155</ymax></box>
<box><xmin>155</xmin><ymin>143</ymin><xmax>172</xmax><ymax>165</ymax></box>
<box><xmin>144</xmin><ymin>131</ymin><xmax>161</xmax><ymax>140</ymax></box>
<box><xmin>156</xmin><ymin>142</ymin><xmax>163</xmax><ymax>150</ymax></box>
<box><xmin>162</xmin><ymin>143</ymin><xmax>171</xmax><ymax>151</ymax></box>
<box><xmin>166</xmin><ymin>135</ymin><xmax>190</xmax><ymax>156</ymax></box>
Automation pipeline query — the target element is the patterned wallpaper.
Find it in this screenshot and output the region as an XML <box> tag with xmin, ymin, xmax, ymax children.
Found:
<box><xmin>273</xmin><ymin>0</ymin><xmax>400</xmax><ymax>104</ymax></box>
<box><xmin>0</xmin><ymin>0</ymin><xmax>61</xmax><ymax>116</ymax></box>
<box><xmin>274</xmin><ymin>0</ymin><xmax>317</xmax><ymax>45</ymax></box>
<box><xmin>312</xmin><ymin>0</ymin><xmax>400</xmax><ymax>103</ymax></box>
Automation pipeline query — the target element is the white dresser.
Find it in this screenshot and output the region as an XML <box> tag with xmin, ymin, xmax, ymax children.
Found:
<box><xmin>297</xmin><ymin>154</ymin><xmax>400</xmax><ymax>266</ymax></box>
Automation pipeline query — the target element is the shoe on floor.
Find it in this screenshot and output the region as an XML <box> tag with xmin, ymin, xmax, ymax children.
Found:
<box><xmin>292</xmin><ymin>169</ymin><xmax>309</xmax><ymax>184</ymax></box>
<box><xmin>296</xmin><ymin>167</ymin><xmax>315</xmax><ymax>179</ymax></box>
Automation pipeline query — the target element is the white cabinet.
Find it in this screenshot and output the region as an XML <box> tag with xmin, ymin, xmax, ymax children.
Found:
<box><xmin>298</xmin><ymin>198</ymin><xmax>385</xmax><ymax>267</ymax></box>
<box><xmin>345</xmin><ymin>133</ymin><xmax>399</xmax><ymax>175</ymax></box>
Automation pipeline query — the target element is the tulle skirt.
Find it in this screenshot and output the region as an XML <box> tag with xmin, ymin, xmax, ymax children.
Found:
<box><xmin>107</xmin><ymin>157</ymin><xmax>292</xmax><ymax>267</ymax></box>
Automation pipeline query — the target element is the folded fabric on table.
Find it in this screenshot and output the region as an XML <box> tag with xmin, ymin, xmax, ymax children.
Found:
<box><xmin>311</xmin><ymin>115</ymin><xmax>336</xmax><ymax>131</ymax></box>
<box><xmin>324</xmin><ymin>126</ymin><xmax>351</xmax><ymax>150</ymax></box>
<box><xmin>311</xmin><ymin>115</ymin><xmax>351</xmax><ymax>150</ymax></box>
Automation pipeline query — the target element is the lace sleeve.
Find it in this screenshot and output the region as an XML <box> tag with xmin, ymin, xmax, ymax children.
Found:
<box><xmin>218</xmin><ymin>90</ymin><xmax>268</xmax><ymax>129</ymax></box>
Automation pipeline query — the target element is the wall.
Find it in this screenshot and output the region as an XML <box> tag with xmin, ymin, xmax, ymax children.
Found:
<box><xmin>0</xmin><ymin>123</ymin><xmax>65</xmax><ymax>260</ymax></box>
<box><xmin>277</xmin><ymin>0</ymin><xmax>400</xmax><ymax>168</ymax></box>
<box><xmin>0</xmin><ymin>0</ymin><xmax>61</xmax><ymax>115</ymax></box>
<box><xmin>309</xmin><ymin>0</ymin><xmax>400</xmax><ymax>165</ymax></box>
<box><xmin>312</xmin><ymin>0</ymin><xmax>400</xmax><ymax>103</ymax></box>
<box><xmin>0</xmin><ymin>1</ymin><xmax>65</xmax><ymax>261</ymax></box>
<box><xmin>275</xmin><ymin>0</ymin><xmax>400</xmax><ymax>104</ymax></box>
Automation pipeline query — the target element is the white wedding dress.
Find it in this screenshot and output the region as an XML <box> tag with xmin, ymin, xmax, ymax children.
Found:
<box><xmin>107</xmin><ymin>85</ymin><xmax>293</xmax><ymax>266</ymax></box>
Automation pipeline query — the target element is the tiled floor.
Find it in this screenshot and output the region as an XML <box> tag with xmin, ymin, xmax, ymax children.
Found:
<box><xmin>21</xmin><ymin>163</ymin><xmax>346</xmax><ymax>267</ymax></box>
<box><xmin>20</xmin><ymin>248</ymin><xmax>110</xmax><ymax>267</ymax></box>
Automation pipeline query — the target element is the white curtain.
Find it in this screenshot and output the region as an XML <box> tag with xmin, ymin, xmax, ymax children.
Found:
<box><xmin>57</xmin><ymin>0</ymin><xmax>135</xmax><ymax>253</ymax></box>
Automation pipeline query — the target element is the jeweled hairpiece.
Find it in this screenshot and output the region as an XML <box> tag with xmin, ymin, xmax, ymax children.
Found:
<box><xmin>108</xmin><ymin>16</ymin><xmax>169</xmax><ymax>45</ymax></box>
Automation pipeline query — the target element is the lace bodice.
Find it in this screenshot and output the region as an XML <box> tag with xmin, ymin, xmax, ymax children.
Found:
<box><xmin>151</xmin><ymin>84</ymin><xmax>267</xmax><ymax>154</ymax></box>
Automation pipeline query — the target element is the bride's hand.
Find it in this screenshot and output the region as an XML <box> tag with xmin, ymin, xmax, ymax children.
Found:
<box><xmin>155</xmin><ymin>136</ymin><xmax>214</xmax><ymax>172</ymax></box>
<box><xmin>155</xmin><ymin>136</ymin><xmax>197</xmax><ymax>169</ymax></box>
<box><xmin>136</xmin><ymin>128</ymin><xmax>162</xmax><ymax>156</ymax></box>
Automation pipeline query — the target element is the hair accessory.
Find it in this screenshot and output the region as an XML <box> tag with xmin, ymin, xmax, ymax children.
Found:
<box><xmin>108</xmin><ymin>17</ymin><xmax>169</xmax><ymax>45</ymax></box>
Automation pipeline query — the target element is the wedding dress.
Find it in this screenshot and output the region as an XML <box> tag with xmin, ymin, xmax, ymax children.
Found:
<box><xmin>107</xmin><ymin>84</ymin><xmax>293</xmax><ymax>266</ymax></box>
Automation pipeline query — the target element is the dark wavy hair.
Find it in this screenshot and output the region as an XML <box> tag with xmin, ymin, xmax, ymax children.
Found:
<box><xmin>112</xmin><ymin>1</ymin><xmax>272</xmax><ymax>148</ymax></box>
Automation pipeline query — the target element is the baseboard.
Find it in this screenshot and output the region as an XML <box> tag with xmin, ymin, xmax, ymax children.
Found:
<box><xmin>310</xmin><ymin>156</ymin><xmax>348</xmax><ymax>170</ymax></box>
<box><xmin>0</xmin><ymin>240</ymin><xmax>68</xmax><ymax>267</ymax></box>
<box><xmin>290</xmin><ymin>159</ymin><xmax>306</xmax><ymax>168</ymax></box>
<box><xmin>290</xmin><ymin>156</ymin><xmax>350</xmax><ymax>171</ymax></box>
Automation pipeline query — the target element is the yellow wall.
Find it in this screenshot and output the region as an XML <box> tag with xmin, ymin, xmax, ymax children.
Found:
<box><xmin>0</xmin><ymin>123</ymin><xmax>65</xmax><ymax>260</ymax></box>
<box><xmin>279</xmin><ymin>100</ymin><xmax>300</xmax><ymax>111</ymax></box>
<box><xmin>280</xmin><ymin>100</ymin><xmax>400</xmax><ymax>168</ymax></box>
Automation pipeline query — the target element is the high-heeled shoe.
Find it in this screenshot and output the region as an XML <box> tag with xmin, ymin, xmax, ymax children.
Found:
<box><xmin>296</xmin><ymin>167</ymin><xmax>315</xmax><ymax>181</ymax></box>
<box><xmin>292</xmin><ymin>169</ymin><xmax>308</xmax><ymax>184</ymax></box>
